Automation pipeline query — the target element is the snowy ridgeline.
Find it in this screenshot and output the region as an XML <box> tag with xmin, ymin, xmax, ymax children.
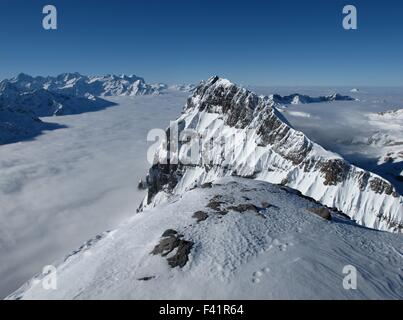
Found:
<box><xmin>8</xmin><ymin>178</ymin><xmax>403</xmax><ymax>299</ymax></box>
<box><xmin>0</xmin><ymin>73</ymin><xmax>195</xmax><ymax>145</ymax></box>
<box><xmin>144</xmin><ymin>77</ymin><xmax>402</xmax><ymax>233</ymax></box>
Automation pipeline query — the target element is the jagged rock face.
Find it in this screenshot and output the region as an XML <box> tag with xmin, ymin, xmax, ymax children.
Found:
<box><xmin>144</xmin><ymin>76</ymin><xmax>403</xmax><ymax>233</ymax></box>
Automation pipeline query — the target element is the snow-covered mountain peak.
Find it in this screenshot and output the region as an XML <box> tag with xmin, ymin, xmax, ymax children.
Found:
<box><xmin>144</xmin><ymin>77</ymin><xmax>402</xmax><ymax>232</ymax></box>
<box><xmin>13</xmin><ymin>72</ymin><xmax>35</xmax><ymax>82</ymax></box>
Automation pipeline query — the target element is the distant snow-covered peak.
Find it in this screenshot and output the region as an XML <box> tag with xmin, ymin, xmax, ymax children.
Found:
<box><xmin>268</xmin><ymin>92</ymin><xmax>356</xmax><ymax>105</ymax></box>
<box><xmin>371</xmin><ymin>108</ymin><xmax>403</xmax><ymax>120</ymax></box>
<box><xmin>1</xmin><ymin>72</ymin><xmax>165</xmax><ymax>98</ymax></box>
<box><xmin>168</xmin><ymin>83</ymin><xmax>196</xmax><ymax>92</ymax></box>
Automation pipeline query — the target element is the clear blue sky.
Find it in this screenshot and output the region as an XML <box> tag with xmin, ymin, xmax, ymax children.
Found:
<box><xmin>0</xmin><ymin>0</ymin><xmax>402</xmax><ymax>86</ymax></box>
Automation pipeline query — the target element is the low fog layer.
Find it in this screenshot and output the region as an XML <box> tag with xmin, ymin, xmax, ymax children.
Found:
<box><xmin>0</xmin><ymin>92</ymin><xmax>187</xmax><ymax>298</ymax></box>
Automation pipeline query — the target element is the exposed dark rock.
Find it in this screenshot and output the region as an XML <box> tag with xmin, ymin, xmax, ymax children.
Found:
<box><xmin>200</xmin><ymin>182</ymin><xmax>213</xmax><ymax>188</ymax></box>
<box><xmin>302</xmin><ymin>159</ymin><xmax>317</xmax><ymax>172</ymax></box>
<box><xmin>167</xmin><ymin>240</ymin><xmax>193</xmax><ymax>268</ymax></box>
<box><xmin>369</xmin><ymin>177</ymin><xmax>394</xmax><ymax>195</ymax></box>
<box><xmin>187</xmin><ymin>76</ymin><xmax>259</xmax><ymax>129</ymax></box>
<box><xmin>137</xmin><ymin>276</ymin><xmax>155</xmax><ymax>281</ymax></box>
<box><xmin>261</xmin><ymin>202</ymin><xmax>280</xmax><ymax>210</ymax></box>
<box><xmin>357</xmin><ymin>171</ymin><xmax>370</xmax><ymax>191</ymax></box>
<box><xmin>151</xmin><ymin>233</ymin><xmax>193</xmax><ymax>268</ymax></box>
<box><xmin>320</xmin><ymin>159</ymin><xmax>349</xmax><ymax>186</ymax></box>
<box><xmin>206</xmin><ymin>195</ymin><xmax>228</xmax><ymax>214</ymax></box>
<box><xmin>308</xmin><ymin>207</ymin><xmax>332</xmax><ymax>220</ymax></box>
<box><xmin>161</xmin><ymin>229</ymin><xmax>178</xmax><ymax>237</ymax></box>
<box><xmin>376</xmin><ymin>214</ymin><xmax>403</xmax><ymax>232</ymax></box>
<box><xmin>137</xmin><ymin>179</ymin><xmax>147</xmax><ymax>190</ymax></box>
<box><xmin>257</xmin><ymin>111</ymin><xmax>313</xmax><ymax>165</ymax></box>
<box><xmin>227</xmin><ymin>203</ymin><xmax>259</xmax><ymax>213</ymax></box>
<box><xmin>280</xmin><ymin>178</ymin><xmax>288</xmax><ymax>186</ymax></box>
<box><xmin>241</xmin><ymin>188</ymin><xmax>258</xmax><ymax>192</ymax></box>
<box><xmin>151</xmin><ymin>236</ymin><xmax>180</xmax><ymax>257</ymax></box>
<box><xmin>192</xmin><ymin>211</ymin><xmax>209</xmax><ymax>222</ymax></box>
<box><xmin>240</xmin><ymin>172</ymin><xmax>257</xmax><ymax>179</ymax></box>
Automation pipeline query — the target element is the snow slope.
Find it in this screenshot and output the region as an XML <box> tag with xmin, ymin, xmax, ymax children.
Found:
<box><xmin>144</xmin><ymin>77</ymin><xmax>402</xmax><ymax>232</ymax></box>
<box><xmin>0</xmin><ymin>105</ymin><xmax>63</xmax><ymax>145</ymax></box>
<box><xmin>0</xmin><ymin>93</ymin><xmax>187</xmax><ymax>298</ymax></box>
<box><xmin>8</xmin><ymin>177</ymin><xmax>403</xmax><ymax>300</ymax></box>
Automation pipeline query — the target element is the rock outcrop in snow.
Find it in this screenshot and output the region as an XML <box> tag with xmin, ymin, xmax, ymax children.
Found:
<box><xmin>143</xmin><ymin>76</ymin><xmax>402</xmax><ymax>233</ymax></box>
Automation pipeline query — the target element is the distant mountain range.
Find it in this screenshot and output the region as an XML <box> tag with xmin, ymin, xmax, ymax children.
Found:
<box><xmin>0</xmin><ymin>73</ymin><xmax>194</xmax><ymax>145</ymax></box>
<box><xmin>269</xmin><ymin>92</ymin><xmax>356</xmax><ymax>105</ymax></box>
<box><xmin>1</xmin><ymin>72</ymin><xmax>194</xmax><ymax>98</ymax></box>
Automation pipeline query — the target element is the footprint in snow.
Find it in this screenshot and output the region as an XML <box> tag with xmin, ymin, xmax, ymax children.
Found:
<box><xmin>272</xmin><ymin>238</ymin><xmax>288</xmax><ymax>251</ymax></box>
<box><xmin>252</xmin><ymin>278</ymin><xmax>261</xmax><ymax>283</ymax></box>
<box><xmin>271</xmin><ymin>238</ymin><xmax>294</xmax><ymax>252</ymax></box>
<box><xmin>253</xmin><ymin>271</ymin><xmax>263</xmax><ymax>277</ymax></box>
<box><xmin>251</xmin><ymin>267</ymin><xmax>270</xmax><ymax>284</ymax></box>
